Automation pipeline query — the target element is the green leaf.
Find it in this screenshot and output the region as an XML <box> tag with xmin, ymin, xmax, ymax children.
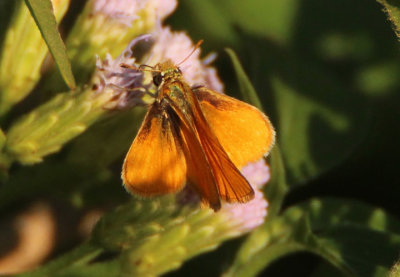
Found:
<box><xmin>225</xmin><ymin>48</ymin><xmax>287</xmax><ymax>217</ymax></box>
<box><xmin>264</xmin><ymin>145</ymin><xmax>288</xmax><ymax>219</ymax></box>
<box><xmin>376</xmin><ymin>0</ymin><xmax>400</xmax><ymax>39</ymax></box>
<box><xmin>262</xmin><ymin>45</ymin><xmax>368</xmax><ymax>185</ymax></box>
<box><xmin>287</xmin><ymin>198</ymin><xmax>400</xmax><ymax>276</ymax></box>
<box><xmin>24</xmin><ymin>0</ymin><xmax>75</xmax><ymax>89</ymax></box>
<box><xmin>285</xmin><ymin>199</ymin><xmax>400</xmax><ymax>276</ymax></box>
<box><xmin>225</xmin><ymin>48</ymin><xmax>263</xmax><ymax>109</ymax></box>
<box><xmin>0</xmin><ymin>0</ymin><xmax>70</xmax><ymax>116</ymax></box>
<box><xmin>224</xmin><ymin>209</ymin><xmax>354</xmax><ymax>277</ymax></box>
<box><xmin>226</xmin><ymin>198</ymin><xmax>400</xmax><ymax>276</ymax></box>
<box><xmin>292</xmin><ymin>197</ymin><xmax>400</xmax><ymax>234</ymax></box>
<box><xmin>317</xmin><ymin>226</ymin><xmax>400</xmax><ymax>277</ymax></box>
<box><xmin>4</xmin><ymin>88</ymin><xmax>108</xmax><ymax>165</ymax></box>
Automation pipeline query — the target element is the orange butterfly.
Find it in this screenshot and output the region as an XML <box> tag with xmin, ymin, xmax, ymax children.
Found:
<box><xmin>121</xmin><ymin>50</ymin><xmax>275</xmax><ymax>211</ymax></box>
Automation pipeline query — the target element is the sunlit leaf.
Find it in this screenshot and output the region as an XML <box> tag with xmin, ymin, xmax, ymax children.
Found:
<box><xmin>24</xmin><ymin>0</ymin><xmax>75</xmax><ymax>88</ymax></box>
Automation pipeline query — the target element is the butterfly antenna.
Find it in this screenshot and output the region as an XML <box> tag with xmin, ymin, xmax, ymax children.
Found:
<box><xmin>177</xmin><ymin>40</ymin><xmax>204</xmax><ymax>66</ymax></box>
<box><xmin>120</xmin><ymin>63</ymin><xmax>160</xmax><ymax>73</ymax></box>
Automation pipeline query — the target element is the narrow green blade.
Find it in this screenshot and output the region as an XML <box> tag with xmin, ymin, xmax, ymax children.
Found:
<box><xmin>24</xmin><ymin>0</ymin><xmax>75</xmax><ymax>89</ymax></box>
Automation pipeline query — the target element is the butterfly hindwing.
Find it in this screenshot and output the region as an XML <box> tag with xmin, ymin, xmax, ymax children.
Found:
<box><xmin>187</xmin><ymin>88</ymin><xmax>255</xmax><ymax>204</ymax></box>
<box><xmin>178</xmin><ymin>115</ymin><xmax>222</xmax><ymax>210</ymax></box>
<box><xmin>164</xmin><ymin>88</ymin><xmax>222</xmax><ymax>210</ymax></box>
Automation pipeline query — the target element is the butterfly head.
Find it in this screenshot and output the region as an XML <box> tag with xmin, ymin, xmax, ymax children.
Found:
<box><xmin>152</xmin><ymin>60</ymin><xmax>183</xmax><ymax>87</ymax></box>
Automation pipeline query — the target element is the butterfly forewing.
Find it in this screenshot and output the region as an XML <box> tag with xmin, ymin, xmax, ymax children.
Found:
<box><xmin>122</xmin><ymin>102</ymin><xmax>187</xmax><ymax>195</ymax></box>
<box><xmin>194</xmin><ymin>87</ymin><xmax>275</xmax><ymax>168</ymax></box>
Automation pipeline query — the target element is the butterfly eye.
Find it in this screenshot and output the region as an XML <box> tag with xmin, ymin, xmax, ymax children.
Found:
<box><xmin>153</xmin><ymin>73</ymin><xmax>163</xmax><ymax>86</ymax></box>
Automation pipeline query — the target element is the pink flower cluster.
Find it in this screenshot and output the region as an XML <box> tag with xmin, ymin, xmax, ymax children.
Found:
<box><xmin>92</xmin><ymin>0</ymin><xmax>177</xmax><ymax>26</ymax></box>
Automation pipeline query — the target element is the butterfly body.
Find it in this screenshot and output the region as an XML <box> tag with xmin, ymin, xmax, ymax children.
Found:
<box><xmin>122</xmin><ymin>60</ymin><xmax>275</xmax><ymax>211</ymax></box>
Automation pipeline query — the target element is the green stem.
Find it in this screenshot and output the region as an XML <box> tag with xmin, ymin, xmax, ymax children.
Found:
<box><xmin>18</xmin><ymin>241</ymin><xmax>103</xmax><ymax>277</ymax></box>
